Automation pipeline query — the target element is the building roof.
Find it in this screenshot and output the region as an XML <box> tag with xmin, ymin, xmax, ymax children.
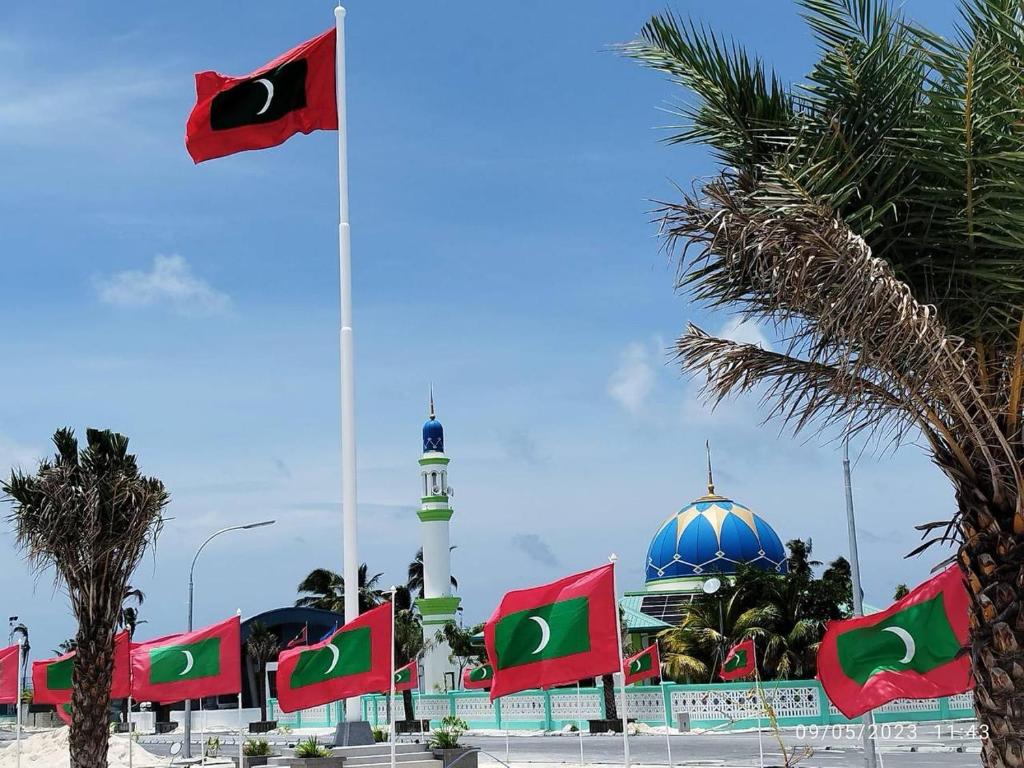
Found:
<box><xmin>620</xmin><ymin>594</ymin><xmax>672</xmax><ymax>633</ymax></box>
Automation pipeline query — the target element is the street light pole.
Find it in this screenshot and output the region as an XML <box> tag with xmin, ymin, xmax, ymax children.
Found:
<box><xmin>843</xmin><ymin>438</ymin><xmax>878</xmax><ymax>768</ymax></box>
<box><xmin>184</xmin><ymin>520</ymin><xmax>275</xmax><ymax>758</ymax></box>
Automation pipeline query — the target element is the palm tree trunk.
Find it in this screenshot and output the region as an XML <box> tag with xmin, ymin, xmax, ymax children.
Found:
<box><xmin>402</xmin><ymin>689</ymin><xmax>414</xmax><ymax>723</ymax></box>
<box><xmin>601</xmin><ymin>673</ymin><xmax>618</xmax><ymax>721</ymax></box>
<box><xmin>962</xmin><ymin>495</ymin><xmax>1024</xmax><ymax>768</ymax></box>
<box><xmin>70</xmin><ymin>622</ymin><xmax>115</xmax><ymax>768</ymax></box>
<box><xmin>258</xmin><ymin>667</ymin><xmax>268</xmax><ymax>723</ymax></box>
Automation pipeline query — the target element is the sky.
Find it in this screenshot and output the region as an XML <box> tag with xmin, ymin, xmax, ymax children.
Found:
<box><xmin>0</xmin><ymin>0</ymin><xmax>961</xmax><ymax>657</ymax></box>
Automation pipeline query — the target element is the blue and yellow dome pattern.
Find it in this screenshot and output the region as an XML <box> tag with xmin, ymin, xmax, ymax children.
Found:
<box><xmin>646</xmin><ymin>493</ymin><xmax>788</xmax><ymax>583</ymax></box>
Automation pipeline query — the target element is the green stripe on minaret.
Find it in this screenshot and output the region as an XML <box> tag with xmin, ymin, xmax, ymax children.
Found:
<box><xmin>290</xmin><ymin>627</ymin><xmax>372</xmax><ymax>688</ymax></box>
<box><xmin>149</xmin><ymin>637</ymin><xmax>222</xmax><ymax>684</ymax></box>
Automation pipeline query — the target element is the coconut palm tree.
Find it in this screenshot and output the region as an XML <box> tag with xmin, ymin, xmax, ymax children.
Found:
<box><xmin>625</xmin><ymin>1</ymin><xmax>1024</xmax><ymax>761</ymax></box>
<box><xmin>295</xmin><ymin>564</ymin><xmax>384</xmax><ymax>617</ymax></box>
<box><xmin>4</xmin><ymin>428</ymin><xmax>167</xmax><ymax>768</ymax></box>
<box><xmin>53</xmin><ymin>639</ymin><xmax>77</xmax><ymax>656</ymax></box>
<box><xmin>245</xmin><ymin>622</ymin><xmax>279</xmax><ymax>723</ymax></box>
<box><xmin>118</xmin><ymin>587</ymin><xmax>145</xmax><ymax>637</ymax></box>
<box><xmin>407</xmin><ymin>548</ymin><xmax>459</xmax><ymax>599</ymax></box>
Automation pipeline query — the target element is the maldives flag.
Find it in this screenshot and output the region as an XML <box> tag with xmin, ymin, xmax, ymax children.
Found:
<box><xmin>131</xmin><ymin>616</ymin><xmax>240</xmax><ymax>703</ymax></box>
<box><xmin>185</xmin><ymin>28</ymin><xmax>337</xmax><ymax>163</ymax></box>
<box><xmin>276</xmin><ymin>602</ymin><xmax>391</xmax><ymax>713</ymax></box>
<box><xmin>818</xmin><ymin>566</ymin><xmax>971</xmax><ymax>718</ymax></box>
<box><xmin>463</xmin><ymin>663</ymin><xmax>493</xmax><ymax>690</ymax></box>
<box><xmin>33</xmin><ymin>631</ymin><xmax>132</xmax><ymax>705</ymax></box>
<box><xmin>484</xmin><ymin>565</ymin><xmax>619</xmax><ymax>700</ymax></box>
<box><xmin>391</xmin><ymin>661</ymin><xmax>418</xmax><ymax>693</ymax></box>
<box><xmin>56</xmin><ymin>703</ymin><xmax>72</xmax><ymax>726</ymax></box>
<box><xmin>0</xmin><ymin>645</ymin><xmax>19</xmax><ymax>704</ymax></box>
<box><xmin>624</xmin><ymin>644</ymin><xmax>660</xmax><ymax>686</ymax></box>
<box><xmin>720</xmin><ymin>639</ymin><xmax>756</xmax><ymax>681</ymax></box>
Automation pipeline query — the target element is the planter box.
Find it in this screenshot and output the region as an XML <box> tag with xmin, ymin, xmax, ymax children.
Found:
<box><xmin>249</xmin><ymin>720</ymin><xmax>278</xmax><ymax>733</ymax></box>
<box><xmin>280</xmin><ymin>759</ymin><xmax>344</xmax><ymax>768</ymax></box>
<box><xmin>232</xmin><ymin>758</ymin><xmax>271</xmax><ymax>768</ymax></box>
<box><xmin>433</xmin><ymin>748</ymin><xmax>477</xmax><ymax>768</ymax></box>
<box><xmin>587</xmin><ymin>718</ymin><xmax>635</xmax><ymax>734</ymax></box>
<box><xmin>395</xmin><ymin>719</ymin><xmax>430</xmax><ymax>734</ymax></box>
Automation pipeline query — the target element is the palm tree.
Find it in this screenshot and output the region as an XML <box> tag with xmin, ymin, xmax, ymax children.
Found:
<box><xmin>625</xmin><ymin>1</ymin><xmax>1024</xmax><ymax>760</ymax></box>
<box><xmin>392</xmin><ymin>586</ymin><xmax>424</xmax><ymax>721</ymax></box>
<box><xmin>118</xmin><ymin>587</ymin><xmax>145</xmax><ymax>637</ymax></box>
<box><xmin>295</xmin><ymin>564</ymin><xmax>384</xmax><ymax>617</ymax></box>
<box><xmin>245</xmin><ymin>622</ymin><xmax>279</xmax><ymax>723</ymax></box>
<box><xmin>407</xmin><ymin>548</ymin><xmax>458</xmax><ymax>599</ymax></box>
<box><xmin>4</xmin><ymin>428</ymin><xmax>167</xmax><ymax>768</ymax></box>
<box><xmin>53</xmin><ymin>639</ymin><xmax>77</xmax><ymax>656</ymax></box>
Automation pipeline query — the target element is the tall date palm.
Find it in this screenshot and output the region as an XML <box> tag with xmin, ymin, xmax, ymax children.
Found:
<box><xmin>3</xmin><ymin>429</ymin><xmax>167</xmax><ymax>768</ymax></box>
<box><xmin>626</xmin><ymin>1</ymin><xmax>1024</xmax><ymax>764</ymax></box>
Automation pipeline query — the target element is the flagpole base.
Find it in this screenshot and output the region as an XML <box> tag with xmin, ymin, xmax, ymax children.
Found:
<box><xmin>333</xmin><ymin>721</ymin><xmax>375</xmax><ymax>747</ymax></box>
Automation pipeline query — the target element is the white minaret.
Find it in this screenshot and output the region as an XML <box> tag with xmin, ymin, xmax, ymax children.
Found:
<box><xmin>416</xmin><ymin>389</ymin><xmax>461</xmax><ymax>691</ymax></box>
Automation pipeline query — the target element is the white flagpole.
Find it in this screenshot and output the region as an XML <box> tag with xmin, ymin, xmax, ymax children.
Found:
<box><xmin>199</xmin><ymin>697</ymin><xmax>206</xmax><ymax>766</ymax></box>
<box><xmin>661</xmin><ymin>680</ymin><xmax>672</xmax><ymax>768</ymax></box>
<box><xmin>15</xmin><ymin>638</ymin><xmax>23</xmax><ymax>768</ymax></box>
<box><xmin>237</xmin><ymin>609</ymin><xmax>244</xmax><ymax>768</ymax></box>
<box><xmin>753</xmin><ymin>638</ymin><xmax>763</xmax><ymax>768</ymax></box>
<box><xmin>127</xmin><ymin>695</ymin><xmax>133</xmax><ymax>768</ymax></box>
<box><xmin>575</xmin><ymin>682</ymin><xmax>584</xmax><ymax>768</ymax></box>
<box><xmin>334</xmin><ymin>1</ymin><xmax>362</xmax><ymax>725</ymax></box>
<box><xmin>389</xmin><ymin>588</ymin><xmax>397</xmax><ymax>768</ymax></box>
<box><xmin>608</xmin><ymin>554</ymin><xmax>630</xmax><ymax>768</ymax></box>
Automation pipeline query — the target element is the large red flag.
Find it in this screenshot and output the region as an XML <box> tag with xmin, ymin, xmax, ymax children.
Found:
<box><xmin>185</xmin><ymin>28</ymin><xmax>337</xmax><ymax>163</ymax></box>
<box><xmin>0</xmin><ymin>645</ymin><xmax>19</xmax><ymax>704</ymax></box>
<box><xmin>33</xmin><ymin>631</ymin><xmax>132</xmax><ymax>705</ymax></box>
<box><xmin>484</xmin><ymin>565</ymin><xmax>619</xmax><ymax>700</ymax></box>
<box><xmin>276</xmin><ymin>603</ymin><xmax>392</xmax><ymax>713</ymax></box>
<box><xmin>818</xmin><ymin>566</ymin><xmax>971</xmax><ymax>718</ymax></box>
<box><xmin>131</xmin><ymin>616</ymin><xmax>240</xmax><ymax>703</ymax></box>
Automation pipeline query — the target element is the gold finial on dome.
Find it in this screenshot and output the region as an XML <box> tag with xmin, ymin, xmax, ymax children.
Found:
<box><xmin>706</xmin><ymin>439</ymin><xmax>715</xmax><ymax>495</ymax></box>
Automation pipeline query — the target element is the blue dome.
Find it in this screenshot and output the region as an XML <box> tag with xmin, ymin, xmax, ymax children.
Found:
<box><xmin>423</xmin><ymin>418</ymin><xmax>444</xmax><ymax>453</ymax></box>
<box><xmin>645</xmin><ymin>494</ymin><xmax>787</xmax><ymax>584</ymax></box>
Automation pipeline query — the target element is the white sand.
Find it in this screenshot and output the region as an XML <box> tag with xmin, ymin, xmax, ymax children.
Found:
<box><xmin>0</xmin><ymin>729</ymin><xmax>164</xmax><ymax>768</ymax></box>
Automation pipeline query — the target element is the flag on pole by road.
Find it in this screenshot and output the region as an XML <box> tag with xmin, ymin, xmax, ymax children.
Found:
<box><xmin>33</xmin><ymin>631</ymin><xmax>132</xmax><ymax>704</ymax></box>
<box><xmin>720</xmin><ymin>639</ymin><xmax>756</xmax><ymax>681</ymax></box>
<box><xmin>623</xmin><ymin>643</ymin><xmax>661</xmax><ymax>686</ymax></box>
<box><xmin>285</xmin><ymin>625</ymin><xmax>309</xmax><ymax>650</ymax></box>
<box><xmin>276</xmin><ymin>602</ymin><xmax>392</xmax><ymax>713</ymax></box>
<box><xmin>817</xmin><ymin>566</ymin><xmax>971</xmax><ymax>718</ymax></box>
<box><xmin>185</xmin><ymin>27</ymin><xmax>338</xmax><ymax>163</ymax></box>
<box><xmin>391</xmin><ymin>660</ymin><xmax>418</xmax><ymax>693</ymax></box>
<box><xmin>0</xmin><ymin>644</ymin><xmax>19</xmax><ymax>704</ymax></box>
<box><xmin>484</xmin><ymin>564</ymin><xmax>620</xmax><ymax>700</ymax></box>
<box><xmin>130</xmin><ymin>616</ymin><xmax>241</xmax><ymax>703</ymax></box>
<box><xmin>462</xmin><ymin>663</ymin><xmax>493</xmax><ymax>690</ymax></box>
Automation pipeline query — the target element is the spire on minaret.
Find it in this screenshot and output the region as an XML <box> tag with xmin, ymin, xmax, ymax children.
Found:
<box><xmin>429</xmin><ymin>384</ymin><xmax>435</xmax><ymax>420</ymax></box>
<box><xmin>705</xmin><ymin>439</ymin><xmax>715</xmax><ymax>496</ymax></box>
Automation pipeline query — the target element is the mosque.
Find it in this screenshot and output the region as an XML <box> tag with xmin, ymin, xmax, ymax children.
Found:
<box><xmin>416</xmin><ymin>402</ymin><xmax>792</xmax><ymax>690</ymax></box>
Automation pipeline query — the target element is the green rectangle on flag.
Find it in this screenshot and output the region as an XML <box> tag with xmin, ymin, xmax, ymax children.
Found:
<box><xmin>469</xmin><ymin>664</ymin><xmax>492</xmax><ymax>682</ymax></box>
<box><xmin>395</xmin><ymin>667</ymin><xmax>411</xmax><ymax>684</ymax></box>
<box><xmin>495</xmin><ymin>596</ymin><xmax>590</xmax><ymax>669</ymax></box>
<box><xmin>149</xmin><ymin>637</ymin><xmax>222</xmax><ymax>683</ymax></box>
<box><xmin>836</xmin><ymin>593</ymin><xmax>960</xmax><ymax>685</ymax></box>
<box><xmin>630</xmin><ymin>652</ymin><xmax>653</xmax><ymax>675</ymax></box>
<box><xmin>47</xmin><ymin>658</ymin><xmax>73</xmax><ymax>690</ymax></box>
<box><xmin>290</xmin><ymin>627</ymin><xmax>372</xmax><ymax>688</ymax></box>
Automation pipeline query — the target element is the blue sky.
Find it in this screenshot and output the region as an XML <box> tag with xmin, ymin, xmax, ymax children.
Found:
<box><xmin>1</xmin><ymin>0</ymin><xmax>959</xmax><ymax>656</ymax></box>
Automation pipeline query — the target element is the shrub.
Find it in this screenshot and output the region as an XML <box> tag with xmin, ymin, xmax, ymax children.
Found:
<box><xmin>371</xmin><ymin>725</ymin><xmax>389</xmax><ymax>743</ymax></box>
<box><xmin>244</xmin><ymin>738</ymin><xmax>272</xmax><ymax>757</ymax></box>
<box><xmin>205</xmin><ymin>737</ymin><xmax>221</xmax><ymax>758</ymax></box>
<box><xmin>428</xmin><ymin>715</ymin><xmax>468</xmax><ymax>750</ymax></box>
<box><xmin>295</xmin><ymin>736</ymin><xmax>330</xmax><ymax>758</ymax></box>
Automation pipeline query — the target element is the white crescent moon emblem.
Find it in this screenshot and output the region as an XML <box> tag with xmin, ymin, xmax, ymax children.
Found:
<box><xmin>529</xmin><ymin>616</ymin><xmax>551</xmax><ymax>655</ymax></box>
<box><xmin>179</xmin><ymin>650</ymin><xmax>194</xmax><ymax>676</ymax></box>
<box><xmin>255</xmin><ymin>78</ymin><xmax>274</xmax><ymax>115</ymax></box>
<box><xmin>481</xmin><ymin>666</ymin><xmax>491</xmax><ymax>679</ymax></box>
<box><xmin>883</xmin><ymin>627</ymin><xmax>916</xmax><ymax>664</ymax></box>
<box><xmin>630</xmin><ymin>659</ymin><xmax>641</xmax><ymax>673</ymax></box>
<box><xmin>324</xmin><ymin>643</ymin><xmax>340</xmax><ymax>674</ymax></box>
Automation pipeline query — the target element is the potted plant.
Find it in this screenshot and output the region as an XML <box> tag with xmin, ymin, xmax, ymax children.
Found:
<box><xmin>239</xmin><ymin>737</ymin><xmax>274</xmax><ymax>768</ymax></box>
<box><xmin>429</xmin><ymin>716</ymin><xmax>476</xmax><ymax>768</ymax></box>
<box><xmin>205</xmin><ymin>736</ymin><xmax>221</xmax><ymax>759</ymax></box>
<box><xmin>286</xmin><ymin>736</ymin><xmax>343</xmax><ymax>768</ymax></box>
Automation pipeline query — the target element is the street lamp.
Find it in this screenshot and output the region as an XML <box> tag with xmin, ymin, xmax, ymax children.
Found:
<box><xmin>184</xmin><ymin>520</ymin><xmax>275</xmax><ymax>757</ymax></box>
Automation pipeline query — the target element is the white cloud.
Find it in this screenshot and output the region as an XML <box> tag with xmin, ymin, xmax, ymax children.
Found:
<box><xmin>719</xmin><ymin>317</ymin><xmax>772</xmax><ymax>349</ymax></box>
<box><xmin>95</xmin><ymin>255</ymin><xmax>232</xmax><ymax>317</ymax></box>
<box><xmin>608</xmin><ymin>341</ymin><xmax>655</xmax><ymax>415</ymax></box>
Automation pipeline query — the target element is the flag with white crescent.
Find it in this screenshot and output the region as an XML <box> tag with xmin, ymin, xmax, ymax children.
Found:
<box><xmin>484</xmin><ymin>564</ymin><xmax>619</xmax><ymax>700</ymax></box>
<box><xmin>276</xmin><ymin>602</ymin><xmax>392</xmax><ymax>713</ymax></box>
<box><xmin>130</xmin><ymin>616</ymin><xmax>240</xmax><ymax>703</ymax></box>
<box><xmin>623</xmin><ymin>643</ymin><xmax>660</xmax><ymax>686</ymax></box>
